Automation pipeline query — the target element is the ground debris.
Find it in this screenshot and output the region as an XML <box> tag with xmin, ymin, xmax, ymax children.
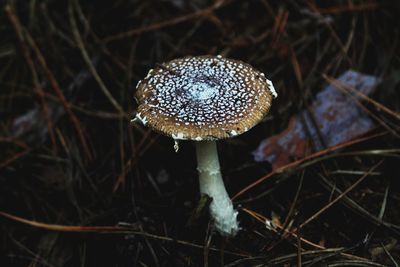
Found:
<box><xmin>253</xmin><ymin>70</ymin><xmax>380</xmax><ymax>169</ymax></box>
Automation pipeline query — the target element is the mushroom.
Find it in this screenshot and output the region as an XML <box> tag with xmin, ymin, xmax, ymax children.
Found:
<box><xmin>133</xmin><ymin>55</ymin><xmax>277</xmax><ymax>236</ymax></box>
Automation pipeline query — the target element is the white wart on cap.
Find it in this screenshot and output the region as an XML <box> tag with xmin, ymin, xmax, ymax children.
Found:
<box><xmin>135</xmin><ymin>55</ymin><xmax>277</xmax><ymax>140</ymax></box>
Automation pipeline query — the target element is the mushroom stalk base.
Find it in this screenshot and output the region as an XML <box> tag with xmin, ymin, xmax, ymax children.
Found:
<box><xmin>195</xmin><ymin>141</ymin><xmax>239</xmax><ymax>237</ymax></box>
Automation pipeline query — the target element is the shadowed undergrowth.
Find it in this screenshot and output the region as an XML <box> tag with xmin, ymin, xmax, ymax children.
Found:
<box><xmin>1</xmin><ymin>0</ymin><xmax>400</xmax><ymax>266</ymax></box>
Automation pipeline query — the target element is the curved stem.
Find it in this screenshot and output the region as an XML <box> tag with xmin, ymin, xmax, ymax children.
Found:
<box><xmin>196</xmin><ymin>141</ymin><xmax>239</xmax><ymax>236</ymax></box>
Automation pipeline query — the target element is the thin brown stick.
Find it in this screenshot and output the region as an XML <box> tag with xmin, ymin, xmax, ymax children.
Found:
<box><xmin>113</xmin><ymin>130</ymin><xmax>159</xmax><ymax>191</ymax></box>
<box><xmin>102</xmin><ymin>0</ymin><xmax>227</xmax><ymax>43</ymax></box>
<box><xmin>232</xmin><ymin>131</ymin><xmax>387</xmax><ymax>200</ymax></box>
<box><xmin>242</xmin><ymin>208</ymin><xmax>325</xmax><ymax>250</ymax></box>
<box><xmin>0</xmin><ymin>149</ymin><xmax>30</xmax><ymax>170</ymax></box>
<box><xmin>298</xmin><ymin>160</ymin><xmax>384</xmax><ymax>230</ymax></box>
<box><xmin>297</xmin><ymin>224</ymin><xmax>302</xmax><ymax>267</ymax></box>
<box><xmin>5</xmin><ymin>4</ymin><xmax>57</xmax><ymax>152</ymax></box>
<box><xmin>69</xmin><ymin>0</ymin><xmax>125</xmax><ymax>115</ymax></box>
<box><xmin>315</xmin><ymin>3</ymin><xmax>378</xmax><ymax>14</ymax></box>
<box><xmin>0</xmin><ymin>211</ymin><xmax>247</xmax><ymax>257</ymax></box>
<box><xmin>242</xmin><ymin>208</ymin><xmax>372</xmax><ymax>262</ymax></box>
<box><xmin>323</xmin><ymin>74</ymin><xmax>400</xmax><ymax>121</ymax></box>
<box><xmin>323</xmin><ymin>74</ymin><xmax>399</xmax><ymax>137</ymax></box>
<box><xmin>5</xmin><ymin>3</ymin><xmax>93</xmax><ymax>160</ymax></box>
<box><xmin>24</xmin><ymin>32</ymin><xmax>93</xmax><ymax>160</ymax></box>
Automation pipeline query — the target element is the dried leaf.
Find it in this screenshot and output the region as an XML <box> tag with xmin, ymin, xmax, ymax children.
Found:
<box><xmin>253</xmin><ymin>70</ymin><xmax>380</xmax><ymax>169</ymax></box>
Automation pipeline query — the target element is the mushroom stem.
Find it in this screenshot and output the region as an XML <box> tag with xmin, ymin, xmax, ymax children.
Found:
<box><xmin>195</xmin><ymin>141</ymin><xmax>239</xmax><ymax>236</ymax></box>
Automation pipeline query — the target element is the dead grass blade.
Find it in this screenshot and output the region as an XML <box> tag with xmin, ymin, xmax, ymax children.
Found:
<box><xmin>232</xmin><ymin>131</ymin><xmax>387</xmax><ymax>200</ymax></box>
<box><xmin>102</xmin><ymin>0</ymin><xmax>228</xmax><ymax>43</ymax></box>
<box><xmin>323</xmin><ymin>74</ymin><xmax>400</xmax><ymax>121</ymax></box>
<box><xmin>5</xmin><ymin>4</ymin><xmax>93</xmax><ymax>160</ymax></box>
<box><xmin>0</xmin><ymin>211</ymin><xmax>247</xmax><ymax>257</ymax></box>
<box><xmin>241</xmin><ymin>208</ymin><xmax>375</xmax><ymax>263</ymax></box>
<box><xmin>298</xmin><ymin>160</ymin><xmax>384</xmax><ymax>230</ymax></box>
<box><xmin>68</xmin><ymin>0</ymin><xmax>125</xmax><ymax>115</ymax></box>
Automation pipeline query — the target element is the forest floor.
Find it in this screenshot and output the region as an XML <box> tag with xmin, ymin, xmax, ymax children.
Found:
<box><xmin>1</xmin><ymin>1</ymin><xmax>400</xmax><ymax>266</ymax></box>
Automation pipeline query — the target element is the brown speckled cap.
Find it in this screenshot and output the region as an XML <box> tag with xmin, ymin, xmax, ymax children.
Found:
<box><xmin>134</xmin><ymin>55</ymin><xmax>277</xmax><ymax>141</ymax></box>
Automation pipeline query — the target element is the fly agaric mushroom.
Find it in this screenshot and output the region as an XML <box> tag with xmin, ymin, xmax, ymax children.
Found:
<box><xmin>133</xmin><ymin>55</ymin><xmax>277</xmax><ymax>236</ymax></box>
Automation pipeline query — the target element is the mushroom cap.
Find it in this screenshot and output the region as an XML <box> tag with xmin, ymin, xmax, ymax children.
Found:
<box><xmin>134</xmin><ymin>55</ymin><xmax>277</xmax><ymax>141</ymax></box>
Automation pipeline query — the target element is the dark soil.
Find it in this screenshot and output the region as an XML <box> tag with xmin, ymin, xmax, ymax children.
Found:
<box><xmin>1</xmin><ymin>1</ymin><xmax>400</xmax><ymax>266</ymax></box>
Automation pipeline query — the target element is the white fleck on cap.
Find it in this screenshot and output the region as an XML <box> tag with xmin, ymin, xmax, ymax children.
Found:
<box><xmin>134</xmin><ymin>55</ymin><xmax>277</xmax><ymax>140</ymax></box>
